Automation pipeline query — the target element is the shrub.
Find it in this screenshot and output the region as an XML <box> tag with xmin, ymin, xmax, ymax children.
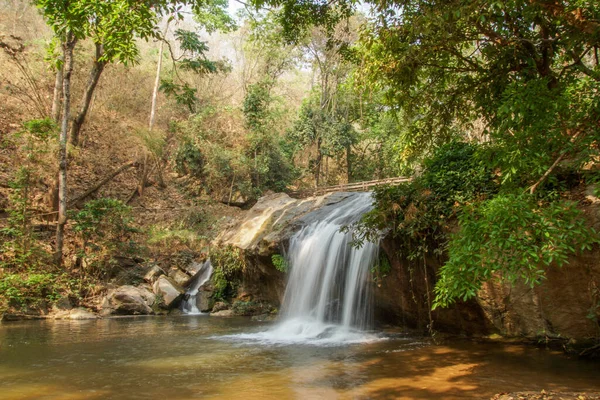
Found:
<box><xmin>271</xmin><ymin>254</ymin><xmax>288</xmax><ymax>273</ymax></box>
<box><xmin>210</xmin><ymin>246</ymin><xmax>246</xmax><ymax>300</ymax></box>
<box><xmin>433</xmin><ymin>194</ymin><xmax>598</xmax><ymax>308</ymax></box>
<box><xmin>70</xmin><ymin>198</ymin><xmax>140</xmax><ymax>279</ymax></box>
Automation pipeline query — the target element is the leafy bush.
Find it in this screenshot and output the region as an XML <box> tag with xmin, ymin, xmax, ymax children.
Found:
<box><xmin>433</xmin><ymin>194</ymin><xmax>598</xmax><ymax>308</ymax></box>
<box><xmin>354</xmin><ymin>140</ymin><xmax>598</xmax><ymax>309</ymax></box>
<box><xmin>0</xmin><ymin>167</ymin><xmax>50</xmax><ymax>271</ymax></box>
<box><xmin>353</xmin><ymin>141</ymin><xmax>498</xmax><ymax>260</ymax></box>
<box><xmin>210</xmin><ymin>246</ymin><xmax>246</xmax><ymax>300</ymax></box>
<box><xmin>0</xmin><ymin>273</ymin><xmax>60</xmax><ymax>310</ymax></box>
<box><xmin>70</xmin><ymin>198</ymin><xmax>140</xmax><ymax>279</ymax></box>
<box><xmin>271</xmin><ymin>254</ymin><xmax>288</xmax><ymax>273</ymax></box>
<box><xmin>174</xmin><ymin>139</ymin><xmax>205</xmax><ymax>179</ymax></box>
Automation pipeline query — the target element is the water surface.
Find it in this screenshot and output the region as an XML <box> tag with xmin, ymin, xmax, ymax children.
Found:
<box><xmin>0</xmin><ymin>316</ymin><xmax>598</xmax><ymax>399</ymax></box>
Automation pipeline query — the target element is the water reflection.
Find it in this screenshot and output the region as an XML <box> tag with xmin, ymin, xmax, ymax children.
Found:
<box><xmin>0</xmin><ymin>316</ymin><xmax>598</xmax><ymax>399</ymax></box>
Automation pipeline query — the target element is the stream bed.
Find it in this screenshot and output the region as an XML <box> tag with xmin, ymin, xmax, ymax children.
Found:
<box><xmin>0</xmin><ymin>316</ymin><xmax>598</xmax><ymax>399</ymax></box>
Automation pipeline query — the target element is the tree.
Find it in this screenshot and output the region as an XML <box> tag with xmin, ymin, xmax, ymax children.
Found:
<box><xmin>359</xmin><ymin>0</ymin><xmax>600</xmax><ymax>186</ymax></box>
<box><xmin>34</xmin><ymin>0</ymin><xmax>233</xmax><ymax>263</ymax></box>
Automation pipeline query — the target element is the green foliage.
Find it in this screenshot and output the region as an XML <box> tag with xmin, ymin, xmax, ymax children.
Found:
<box><xmin>70</xmin><ymin>198</ymin><xmax>140</xmax><ymax>278</ymax></box>
<box><xmin>36</xmin><ymin>0</ymin><xmax>160</xmax><ymax>65</ymax></box>
<box><xmin>243</xmin><ymin>81</ymin><xmax>297</xmax><ymax>193</ymax></box>
<box><xmin>175</xmin><ymin>139</ymin><xmax>205</xmax><ymax>179</ymax></box>
<box><xmin>243</xmin><ymin>82</ymin><xmax>273</xmax><ymax>132</ymax></box>
<box><xmin>353</xmin><ymin>141</ymin><xmax>498</xmax><ymax>260</ymax></box>
<box><xmin>271</xmin><ymin>254</ymin><xmax>288</xmax><ymax>273</ymax></box>
<box><xmin>434</xmin><ymin>195</ymin><xmax>599</xmax><ymax>308</ymax></box>
<box><xmin>232</xmin><ymin>300</ymin><xmax>273</xmax><ymax>316</ymax></box>
<box><xmin>160</xmin><ymin>79</ymin><xmax>198</xmax><ymax>112</ymax></box>
<box><xmin>370</xmin><ymin>252</ymin><xmax>391</xmax><ymax>285</ymax></box>
<box><xmin>0</xmin><ymin>273</ymin><xmax>60</xmax><ymax>310</ymax></box>
<box><xmin>160</xmin><ymin>28</ymin><xmax>231</xmax><ymax>113</ymax></box>
<box><xmin>210</xmin><ymin>246</ymin><xmax>246</xmax><ymax>300</ymax></box>
<box><xmin>0</xmin><ymin>167</ymin><xmax>50</xmax><ymax>271</ymax></box>
<box><xmin>358</xmin><ymin>0</ymin><xmax>600</xmax><ymax>187</ymax></box>
<box><xmin>286</xmin><ymin>90</ymin><xmax>358</xmax><ymax>183</ymax></box>
<box><xmin>22</xmin><ymin>118</ymin><xmax>57</xmax><ymax>141</ymax></box>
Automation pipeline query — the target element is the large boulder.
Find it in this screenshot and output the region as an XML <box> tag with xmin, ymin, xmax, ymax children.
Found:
<box><xmin>153</xmin><ymin>276</ymin><xmax>184</xmax><ymax>308</ymax></box>
<box><xmin>216</xmin><ymin>192</ymin><xmax>355</xmax><ymax>256</ymax></box>
<box><xmin>101</xmin><ymin>285</ymin><xmax>156</xmax><ymax>316</ymax></box>
<box><xmin>144</xmin><ymin>265</ymin><xmax>166</xmax><ymax>284</ymax></box>
<box><xmin>196</xmin><ymin>282</ymin><xmax>215</xmax><ymax>312</ymax></box>
<box><xmin>168</xmin><ymin>268</ymin><xmax>191</xmax><ymax>287</ymax></box>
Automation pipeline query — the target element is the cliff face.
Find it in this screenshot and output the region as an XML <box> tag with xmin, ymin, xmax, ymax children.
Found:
<box><xmin>377</xmin><ymin>236</ymin><xmax>600</xmax><ymax>339</ymax></box>
<box><xmin>217</xmin><ymin>192</ymin><xmax>600</xmax><ymax>340</ymax></box>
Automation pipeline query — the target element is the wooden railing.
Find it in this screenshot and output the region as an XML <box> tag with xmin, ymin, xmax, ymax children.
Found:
<box><xmin>288</xmin><ymin>176</ymin><xmax>412</xmax><ymax>198</ymax></box>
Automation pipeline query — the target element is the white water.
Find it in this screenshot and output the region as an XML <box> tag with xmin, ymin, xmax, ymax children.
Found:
<box><xmin>181</xmin><ymin>260</ymin><xmax>213</xmax><ymax>315</ymax></box>
<box><xmin>225</xmin><ymin>192</ymin><xmax>382</xmax><ymax>345</ymax></box>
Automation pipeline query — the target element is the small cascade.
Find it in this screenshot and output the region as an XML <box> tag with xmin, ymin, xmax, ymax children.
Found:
<box><xmin>181</xmin><ymin>259</ymin><xmax>213</xmax><ymax>315</ymax></box>
<box><xmin>229</xmin><ymin>192</ymin><xmax>381</xmax><ymax>345</ymax></box>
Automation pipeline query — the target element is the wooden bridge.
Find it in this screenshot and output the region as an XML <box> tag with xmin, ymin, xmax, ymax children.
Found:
<box><xmin>288</xmin><ymin>176</ymin><xmax>411</xmax><ymax>198</ymax></box>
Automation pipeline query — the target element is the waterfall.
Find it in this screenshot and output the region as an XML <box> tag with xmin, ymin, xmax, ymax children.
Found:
<box><xmin>181</xmin><ymin>260</ymin><xmax>213</xmax><ymax>315</ymax></box>
<box><xmin>229</xmin><ymin>192</ymin><xmax>381</xmax><ymax>345</ymax></box>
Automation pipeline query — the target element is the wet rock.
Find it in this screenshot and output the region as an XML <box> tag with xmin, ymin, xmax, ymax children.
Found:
<box><xmin>210</xmin><ymin>309</ymin><xmax>234</xmax><ymax>317</ymax></box>
<box><xmin>153</xmin><ymin>276</ymin><xmax>184</xmax><ymax>308</ymax></box>
<box><xmin>101</xmin><ymin>285</ymin><xmax>155</xmax><ymax>316</ymax></box>
<box><xmin>214</xmin><ymin>192</ymin><xmax>355</xmax><ymax>308</ymax></box>
<box><xmin>196</xmin><ymin>291</ymin><xmax>213</xmax><ymax>312</ymax></box>
<box><xmin>212</xmin><ymin>301</ymin><xmax>229</xmax><ymax>313</ymax></box>
<box><xmin>181</xmin><ymin>261</ymin><xmax>205</xmax><ymax>276</ymax></box>
<box><xmin>144</xmin><ymin>265</ymin><xmax>166</xmax><ymax>283</ymax></box>
<box><xmin>216</xmin><ymin>192</ymin><xmax>354</xmax><ymax>256</ymax></box>
<box><xmin>68</xmin><ymin>308</ymin><xmax>99</xmax><ymax>320</ymax></box>
<box><xmin>232</xmin><ymin>300</ymin><xmax>274</xmax><ymax>316</ymax></box>
<box><xmin>168</xmin><ymin>308</ymin><xmax>184</xmax><ymax>316</ymax></box>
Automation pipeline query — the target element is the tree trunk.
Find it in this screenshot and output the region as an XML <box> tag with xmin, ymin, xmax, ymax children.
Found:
<box><xmin>51</xmin><ymin>63</ymin><xmax>63</xmax><ymax>123</ymax></box>
<box><xmin>69</xmin><ymin>43</ymin><xmax>106</xmax><ymax>146</ymax></box>
<box><xmin>55</xmin><ymin>34</ymin><xmax>77</xmax><ymax>265</ymax></box>
<box><xmin>149</xmin><ymin>22</ymin><xmax>170</xmax><ymax>131</ymax></box>
<box><xmin>346</xmin><ymin>144</ymin><xmax>352</xmax><ymax>183</ymax></box>
<box><xmin>314</xmin><ymin>137</ymin><xmax>322</xmax><ymax>188</ymax></box>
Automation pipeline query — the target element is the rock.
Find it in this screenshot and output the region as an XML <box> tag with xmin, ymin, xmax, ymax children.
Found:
<box><xmin>212</xmin><ymin>301</ymin><xmax>229</xmax><ymax>312</ymax></box>
<box><xmin>68</xmin><ymin>308</ymin><xmax>99</xmax><ymax>320</ymax></box>
<box><xmin>585</xmin><ymin>184</ymin><xmax>599</xmax><ymax>203</ymax></box>
<box><xmin>237</xmin><ymin>292</ymin><xmax>253</xmax><ymax>302</ymax></box>
<box><xmin>210</xmin><ymin>309</ymin><xmax>234</xmax><ymax>317</ymax></box>
<box><xmin>232</xmin><ymin>300</ymin><xmax>273</xmax><ymax>316</ymax></box>
<box><xmin>101</xmin><ymin>285</ymin><xmax>155</xmax><ymax>316</ymax></box>
<box><xmin>194</xmin><ymin>281</ymin><xmax>215</xmax><ymax>312</ymax></box>
<box><xmin>144</xmin><ymin>265</ymin><xmax>166</xmax><ymax>283</ymax></box>
<box><xmin>152</xmin><ymin>276</ymin><xmax>184</xmax><ymax>308</ymax></box>
<box><xmin>168</xmin><ymin>308</ymin><xmax>184</xmax><ymax>316</ymax></box>
<box><xmin>181</xmin><ymin>261</ymin><xmax>205</xmax><ymax>276</ymax></box>
<box><xmin>216</xmin><ymin>192</ymin><xmax>354</xmax><ymax>256</ymax></box>
<box><xmin>197</xmin><ymin>290</ymin><xmax>213</xmax><ymax>312</ymax></box>
<box><xmin>213</xmin><ymin>192</ymin><xmax>356</xmax><ymax>309</ymax></box>
<box><xmin>53</xmin><ymin>297</ymin><xmax>73</xmax><ymax>311</ymax></box>
<box><xmin>168</xmin><ymin>268</ymin><xmax>191</xmax><ymax>286</ymax></box>
<box><xmin>221</xmin><ymin>190</ymin><xmax>250</xmax><ymax>208</ymax></box>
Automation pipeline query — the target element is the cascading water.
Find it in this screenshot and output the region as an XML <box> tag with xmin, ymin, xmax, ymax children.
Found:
<box><xmin>230</xmin><ymin>192</ymin><xmax>381</xmax><ymax>345</ymax></box>
<box><xmin>181</xmin><ymin>259</ymin><xmax>213</xmax><ymax>315</ymax></box>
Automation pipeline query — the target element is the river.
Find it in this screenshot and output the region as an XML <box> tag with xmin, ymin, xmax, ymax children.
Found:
<box><xmin>1</xmin><ymin>316</ymin><xmax>598</xmax><ymax>399</ymax></box>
